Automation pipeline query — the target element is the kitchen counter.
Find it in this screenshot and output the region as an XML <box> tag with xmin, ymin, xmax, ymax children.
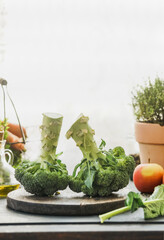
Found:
<box><xmin>0</xmin><ymin>182</ymin><xmax>164</xmax><ymax>240</ymax></box>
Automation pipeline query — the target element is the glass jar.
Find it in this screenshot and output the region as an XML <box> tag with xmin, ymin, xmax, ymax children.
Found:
<box><xmin>0</xmin><ymin>140</ymin><xmax>20</xmax><ymax>197</ymax></box>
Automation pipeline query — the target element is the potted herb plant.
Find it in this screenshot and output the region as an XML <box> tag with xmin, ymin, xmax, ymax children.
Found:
<box><xmin>132</xmin><ymin>77</ymin><xmax>164</xmax><ymax>168</ymax></box>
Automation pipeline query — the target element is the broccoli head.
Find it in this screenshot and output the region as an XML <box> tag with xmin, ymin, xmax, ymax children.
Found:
<box><xmin>15</xmin><ymin>113</ymin><xmax>69</xmax><ymax>196</ymax></box>
<box><xmin>66</xmin><ymin>114</ymin><xmax>135</xmax><ymax>197</ymax></box>
<box><xmin>15</xmin><ymin>158</ymin><xmax>69</xmax><ymax>196</ymax></box>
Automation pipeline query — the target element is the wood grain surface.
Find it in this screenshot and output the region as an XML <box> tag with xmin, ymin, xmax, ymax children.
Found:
<box><xmin>7</xmin><ymin>187</ymin><xmax>127</xmax><ymax>215</ymax></box>
<box><xmin>0</xmin><ymin>231</ymin><xmax>163</xmax><ymax>240</ymax></box>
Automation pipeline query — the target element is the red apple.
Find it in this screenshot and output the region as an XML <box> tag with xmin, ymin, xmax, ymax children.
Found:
<box><xmin>133</xmin><ymin>163</ymin><xmax>164</xmax><ymax>193</ymax></box>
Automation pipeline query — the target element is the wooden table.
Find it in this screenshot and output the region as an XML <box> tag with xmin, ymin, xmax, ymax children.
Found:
<box><xmin>0</xmin><ymin>185</ymin><xmax>164</xmax><ymax>240</ymax></box>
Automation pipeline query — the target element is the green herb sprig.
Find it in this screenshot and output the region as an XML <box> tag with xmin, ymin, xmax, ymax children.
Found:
<box><xmin>132</xmin><ymin>78</ymin><xmax>164</xmax><ymax>126</ymax></box>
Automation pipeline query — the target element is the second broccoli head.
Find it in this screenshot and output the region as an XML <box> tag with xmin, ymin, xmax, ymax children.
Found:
<box><xmin>66</xmin><ymin>114</ymin><xmax>135</xmax><ymax>197</ymax></box>
<box><xmin>15</xmin><ymin>113</ymin><xmax>69</xmax><ymax>196</ymax></box>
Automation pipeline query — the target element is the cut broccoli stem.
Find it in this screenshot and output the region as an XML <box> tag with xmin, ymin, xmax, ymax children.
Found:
<box><xmin>99</xmin><ymin>199</ymin><xmax>161</xmax><ymax>223</ymax></box>
<box><xmin>66</xmin><ymin>114</ymin><xmax>105</xmax><ymax>161</ymax></box>
<box><xmin>99</xmin><ymin>206</ymin><xmax>131</xmax><ymax>223</ymax></box>
<box><xmin>40</xmin><ymin>113</ymin><xmax>63</xmax><ymax>162</ymax></box>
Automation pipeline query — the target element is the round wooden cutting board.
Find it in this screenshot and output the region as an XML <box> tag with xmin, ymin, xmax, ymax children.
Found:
<box><xmin>7</xmin><ymin>187</ymin><xmax>128</xmax><ymax>216</ymax></box>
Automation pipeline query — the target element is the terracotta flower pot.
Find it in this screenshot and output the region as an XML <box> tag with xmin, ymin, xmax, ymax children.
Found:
<box><xmin>135</xmin><ymin>122</ymin><xmax>164</xmax><ymax>168</ymax></box>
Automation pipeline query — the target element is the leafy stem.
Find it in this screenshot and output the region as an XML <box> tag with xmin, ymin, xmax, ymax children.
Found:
<box><xmin>99</xmin><ymin>199</ymin><xmax>163</xmax><ymax>223</ymax></box>
<box><xmin>99</xmin><ymin>184</ymin><xmax>164</xmax><ymax>223</ymax></box>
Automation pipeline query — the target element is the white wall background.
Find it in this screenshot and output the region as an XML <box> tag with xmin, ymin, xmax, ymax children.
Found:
<box><xmin>1</xmin><ymin>0</ymin><xmax>164</xmax><ymax>171</ymax></box>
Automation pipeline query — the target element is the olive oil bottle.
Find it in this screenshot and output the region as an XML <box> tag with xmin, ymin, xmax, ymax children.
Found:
<box><xmin>0</xmin><ymin>139</ymin><xmax>20</xmax><ymax>198</ymax></box>
<box><xmin>0</xmin><ymin>184</ymin><xmax>20</xmax><ymax>198</ymax></box>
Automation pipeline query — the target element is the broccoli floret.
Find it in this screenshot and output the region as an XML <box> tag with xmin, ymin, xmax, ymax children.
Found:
<box><xmin>66</xmin><ymin>114</ymin><xmax>135</xmax><ymax>197</ymax></box>
<box><xmin>81</xmin><ymin>184</ymin><xmax>99</xmax><ymax>197</ymax></box>
<box><xmin>20</xmin><ymin>171</ymin><xmax>43</xmax><ymax>195</ymax></box>
<box><xmin>15</xmin><ymin>160</ymin><xmax>69</xmax><ymax>197</ymax></box>
<box><xmin>15</xmin><ymin>159</ymin><xmax>69</xmax><ymax>196</ymax></box>
<box><xmin>112</xmin><ymin>146</ymin><xmax>125</xmax><ymax>158</ymax></box>
<box><xmin>15</xmin><ymin>113</ymin><xmax>69</xmax><ymax>196</ymax></box>
<box><xmin>97</xmin><ymin>186</ymin><xmax>112</xmax><ymax>197</ymax></box>
<box><xmin>110</xmin><ymin>170</ymin><xmax>130</xmax><ymax>192</ymax></box>
<box><xmin>116</xmin><ymin>155</ymin><xmax>136</xmax><ymax>175</ymax></box>
<box><xmin>69</xmin><ymin>176</ymin><xmax>84</xmax><ymax>193</ymax></box>
<box><xmin>57</xmin><ymin>171</ymin><xmax>70</xmax><ymax>190</ymax></box>
<box><xmin>95</xmin><ymin>169</ymin><xmax>115</xmax><ymax>187</ymax></box>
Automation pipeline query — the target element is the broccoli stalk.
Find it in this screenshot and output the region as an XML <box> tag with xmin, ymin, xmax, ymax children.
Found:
<box><xmin>99</xmin><ymin>205</ymin><xmax>131</xmax><ymax>223</ymax></box>
<box><xmin>40</xmin><ymin>113</ymin><xmax>63</xmax><ymax>162</ymax></box>
<box><xmin>66</xmin><ymin>114</ymin><xmax>105</xmax><ymax>161</ymax></box>
<box><xmin>15</xmin><ymin>113</ymin><xmax>69</xmax><ymax>196</ymax></box>
<box><xmin>66</xmin><ymin>114</ymin><xmax>135</xmax><ymax>197</ymax></box>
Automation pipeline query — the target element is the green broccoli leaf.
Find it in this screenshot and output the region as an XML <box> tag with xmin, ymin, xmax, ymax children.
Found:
<box><xmin>103</xmin><ymin>150</ymin><xmax>117</xmax><ymax>162</ymax></box>
<box><xmin>144</xmin><ymin>200</ymin><xmax>164</xmax><ymax>219</ymax></box>
<box><xmin>99</xmin><ymin>184</ymin><xmax>164</xmax><ymax>223</ymax></box>
<box><xmin>84</xmin><ymin>162</ymin><xmax>96</xmax><ymax>189</ymax></box>
<box><xmin>99</xmin><ymin>139</ymin><xmax>106</xmax><ymax>150</ymax></box>
<box><xmin>72</xmin><ymin>158</ymin><xmax>87</xmax><ymax>177</ymax></box>
<box><xmin>148</xmin><ymin>184</ymin><xmax>164</xmax><ymax>200</ymax></box>
<box><xmin>55</xmin><ymin>152</ymin><xmax>63</xmax><ymax>158</ymax></box>
<box><xmin>125</xmin><ymin>192</ymin><xmax>145</xmax><ymax>212</ymax></box>
<box><xmin>144</xmin><ymin>184</ymin><xmax>164</xmax><ymax>219</ymax></box>
<box><xmin>72</xmin><ymin>162</ymin><xmax>82</xmax><ymax>177</ymax></box>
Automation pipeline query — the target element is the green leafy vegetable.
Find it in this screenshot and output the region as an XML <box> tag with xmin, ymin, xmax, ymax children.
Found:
<box><xmin>144</xmin><ymin>184</ymin><xmax>164</xmax><ymax>219</ymax></box>
<box><xmin>66</xmin><ymin>114</ymin><xmax>135</xmax><ymax>197</ymax></box>
<box><xmin>99</xmin><ymin>184</ymin><xmax>164</xmax><ymax>223</ymax></box>
<box><xmin>15</xmin><ymin>113</ymin><xmax>69</xmax><ymax>196</ymax></box>
<box><xmin>125</xmin><ymin>192</ymin><xmax>145</xmax><ymax>212</ymax></box>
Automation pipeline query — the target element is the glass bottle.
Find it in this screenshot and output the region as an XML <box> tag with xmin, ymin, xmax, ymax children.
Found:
<box><xmin>0</xmin><ymin>140</ymin><xmax>20</xmax><ymax>197</ymax></box>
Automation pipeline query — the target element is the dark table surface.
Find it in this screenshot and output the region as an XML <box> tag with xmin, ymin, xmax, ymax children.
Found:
<box><xmin>0</xmin><ymin>182</ymin><xmax>164</xmax><ymax>240</ymax></box>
